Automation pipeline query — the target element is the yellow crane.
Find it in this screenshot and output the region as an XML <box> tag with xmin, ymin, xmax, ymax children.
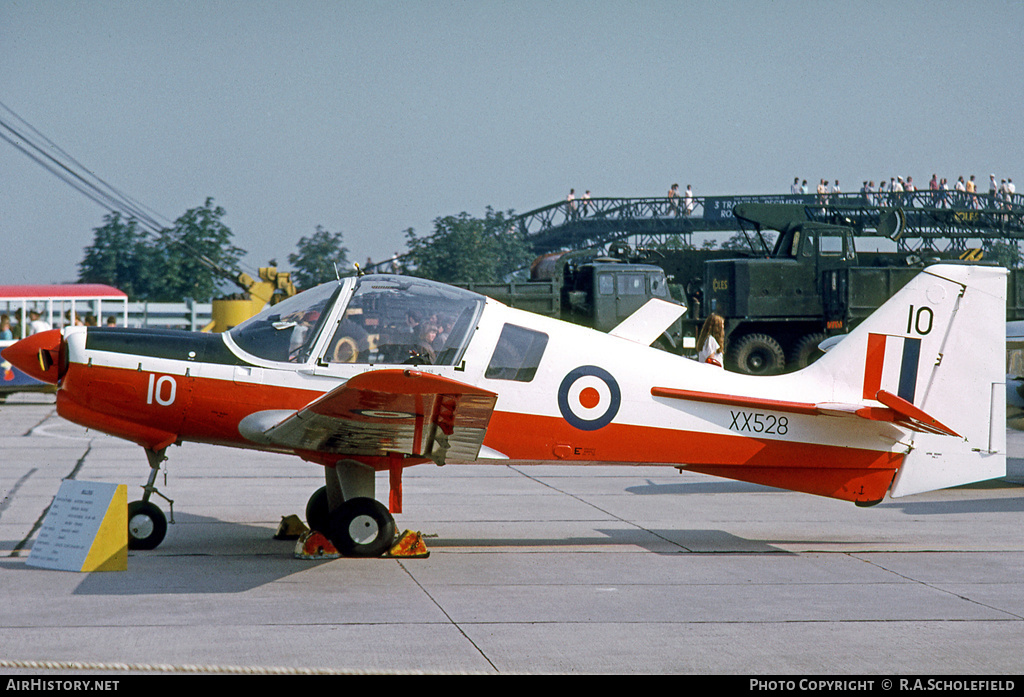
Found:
<box><xmin>205</xmin><ymin>267</ymin><xmax>297</xmax><ymax>332</ymax></box>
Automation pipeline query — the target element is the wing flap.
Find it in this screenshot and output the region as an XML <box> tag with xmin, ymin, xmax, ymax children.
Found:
<box><xmin>258</xmin><ymin>369</ymin><xmax>497</xmax><ymax>464</ymax></box>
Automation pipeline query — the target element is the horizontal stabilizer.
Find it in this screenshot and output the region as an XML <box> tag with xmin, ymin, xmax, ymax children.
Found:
<box><xmin>872</xmin><ymin>389</ymin><xmax>959</xmax><ymax>437</ymax></box>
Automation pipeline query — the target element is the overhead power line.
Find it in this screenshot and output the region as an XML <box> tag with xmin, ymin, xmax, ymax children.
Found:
<box><xmin>0</xmin><ymin>100</ymin><xmax>169</xmax><ymax>234</ymax></box>
<box><xmin>0</xmin><ymin>101</ymin><xmax>254</xmax><ymax>286</ymax></box>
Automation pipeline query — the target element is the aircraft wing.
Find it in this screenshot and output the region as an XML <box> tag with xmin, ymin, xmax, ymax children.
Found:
<box><xmin>651</xmin><ymin>386</ymin><xmax>959</xmax><ymax>437</ymax></box>
<box><xmin>242</xmin><ymin>369</ymin><xmax>498</xmax><ymax>464</ymax></box>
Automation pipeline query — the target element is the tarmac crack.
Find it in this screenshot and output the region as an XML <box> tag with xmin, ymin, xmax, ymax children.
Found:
<box><xmin>850</xmin><ymin>552</ymin><xmax>1024</xmax><ymax>621</ymax></box>
<box><xmin>507</xmin><ymin>465</ymin><xmax>695</xmax><ymax>552</ymax></box>
<box><xmin>0</xmin><ymin>467</ymin><xmax>37</xmax><ymax>525</ymax></box>
<box><xmin>22</xmin><ymin>407</ymin><xmax>58</xmax><ymax>437</ymax></box>
<box><xmin>9</xmin><ymin>443</ymin><xmax>92</xmax><ymax>557</ymax></box>
<box><xmin>395</xmin><ymin>559</ymin><xmax>500</xmax><ymax>673</ymax></box>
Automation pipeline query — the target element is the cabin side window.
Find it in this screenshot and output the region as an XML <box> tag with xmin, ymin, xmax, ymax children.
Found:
<box><xmin>485</xmin><ymin>323</ymin><xmax>549</xmax><ymax>382</ymax></box>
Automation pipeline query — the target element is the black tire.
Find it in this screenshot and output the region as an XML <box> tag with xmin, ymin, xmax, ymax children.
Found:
<box><xmin>127</xmin><ymin>500</ymin><xmax>167</xmax><ymax>550</ymax></box>
<box><xmin>305</xmin><ymin>486</ymin><xmax>329</xmax><ymax>533</ymax></box>
<box><xmin>731</xmin><ymin>333</ymin><xmax>786</xmax><ymax>376</ymax></box>
<box><xmin>327</xmin><ymin>497</ymin><xmax>396</xmax><ymax>558</ymax></box>
<box><xmin>791</xmin><ymin>332</ymin><xmax>827</xmax><ymax>370</ymax></box>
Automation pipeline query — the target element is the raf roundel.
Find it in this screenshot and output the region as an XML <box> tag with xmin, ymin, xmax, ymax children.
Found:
<box><xmin>557</xmin><ymin>366</ymin><xmax>621</xmax><ymax>431</ymax></box>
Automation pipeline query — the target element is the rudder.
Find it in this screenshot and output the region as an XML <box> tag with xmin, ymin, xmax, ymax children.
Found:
<box><xmin>809</xmin><ymin>264</ymin><xmax>1006</xmax><ymax>496</ymax></box>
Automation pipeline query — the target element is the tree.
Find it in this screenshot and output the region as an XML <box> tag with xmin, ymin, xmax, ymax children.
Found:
<box><xmin>720</xmin><ymin>230</ymin><xmax>777</xmax><ymax>254</ymax></box>
<box><xmin>403</xmin><ymin>208</ymin><xmax>531</xmax><ymax>284</ymax></box>
<box><xmin>153</xmin><ymin>198</ymin><xmax>246</xmax><ymax>302</ymax></box>
<box><xmin>77</xmin><ymin>198</ymin><xmax>246</xmax><ymax>301</ymax></box>
<box><xmin>288</xmin><ymin>226</ymin><xmax>350</xmax><ymax>290</ymax></box>
<box><xmin>982</xmin><ymin>240</ymin><xmax>1023</xmax><ymax>269</ymax></box>
<box><xmin>78</xmin><ymin>212</ymin><xmax>155</xmax><ymax>298</ymax></box>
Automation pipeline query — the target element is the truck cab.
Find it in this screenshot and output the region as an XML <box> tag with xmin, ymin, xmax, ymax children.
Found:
<box><xmin>703</xmin><ymin>204</ymin><xmax>860</xmax><ymax>374</ymax></box>
<box><xmin>562</xmin><ymin>261</ymin><xmax>674</xmax><ymax>332</ymax></box>
<box><xmin>456</xmin><ymin>253</ymin><xmax>683</xmax><ymax>351</ymax></box>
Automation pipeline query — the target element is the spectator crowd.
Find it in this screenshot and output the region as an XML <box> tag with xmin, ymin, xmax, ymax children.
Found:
<box><xmin>791</xmin><ymin>174</ymin><xmax>1018</xmax><ymax>209</ymax></box>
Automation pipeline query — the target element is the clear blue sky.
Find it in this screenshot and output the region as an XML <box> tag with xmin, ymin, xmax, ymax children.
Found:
<box><xmin>2</xmin><ymin>0</ymin><xmax>1022</xmax><ymax>286</ymax></box>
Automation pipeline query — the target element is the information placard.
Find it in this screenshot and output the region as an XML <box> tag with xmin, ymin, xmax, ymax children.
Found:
<box><xmin>28</xmin><ymin>480</ymin><xmax>127</xmax><ymax>572</ymax></box>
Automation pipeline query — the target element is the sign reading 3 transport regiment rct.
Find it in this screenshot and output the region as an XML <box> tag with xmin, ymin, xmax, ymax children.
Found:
<box><xmin>27</xmin><ymin>480</ymin><xmax>127</xmax><ymax>572</ymax></box>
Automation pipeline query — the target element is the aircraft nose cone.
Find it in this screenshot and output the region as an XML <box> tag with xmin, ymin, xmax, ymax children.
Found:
<box><xmin>0</xmin><ymin>329</ymin><xmax>65</xmax><ymax>384</ymax></box>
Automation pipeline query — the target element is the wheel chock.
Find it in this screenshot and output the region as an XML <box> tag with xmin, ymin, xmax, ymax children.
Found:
<box><xmin>294</xmin><ymin>530</ymin><xmax>340</xmax><ymax>559</ymax></box>
<box><xmin>386</xmin><ymin>530</ymin><xmax>430</xmax><ymax>558</ymax></box>
<box><xmin>274</xmin><ymin>514</ymin><xmax>309</xmax><ymax>540</ymax></box>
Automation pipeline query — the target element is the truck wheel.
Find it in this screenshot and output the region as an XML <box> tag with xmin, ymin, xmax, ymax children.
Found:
<box><xmin>792</xmin><ymin>332</ymin><xmax>827</xmax><ymax>370</ymax></box>
<box><xmin>731</xmin><ymin>334</ymin><xmax>786</xmax><ymax>376</ymax></box>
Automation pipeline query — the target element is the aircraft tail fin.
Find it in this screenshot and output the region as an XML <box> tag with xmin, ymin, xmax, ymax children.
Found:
<box><xmin>806</xmin><ymin>264</ymin><xmax>1006</xmax><ymax>497</ymax></box>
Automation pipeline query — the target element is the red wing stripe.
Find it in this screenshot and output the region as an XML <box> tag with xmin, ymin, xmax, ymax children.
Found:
<box><xmin>652</xmin><ymin>386</ymin><xmax>960</xmax><ymax>438</ymax></box>
<box><xmin>651</xmin><ymin>387</ymin><xmax>821</xmax><ymax>415</ymax></box>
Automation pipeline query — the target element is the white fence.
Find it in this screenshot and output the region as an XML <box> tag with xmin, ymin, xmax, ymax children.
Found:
<box><xmin>1</xmin><ymin>298</ymin><xmax>214</xmax><ymax>334</ymax></box>
<box><xmin>125</xmin><ymin>300</ymin><xmax>213</xmax><ymax>331</ymax></box>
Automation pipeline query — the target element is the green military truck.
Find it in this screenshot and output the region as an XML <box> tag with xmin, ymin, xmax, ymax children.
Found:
<box><xmin>700</xmin><ymin>203</ymin><xmax>1024</xmax><ymax>374</ymax></box>
<box><xmin>456</xmin><ymin>251</ymin><xmax>685</xmax><ymax>350</ymax></box>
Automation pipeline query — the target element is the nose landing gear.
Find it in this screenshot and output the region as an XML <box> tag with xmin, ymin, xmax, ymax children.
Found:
<box><xmin>127</xmin><ymin>447</ymin><xmax>174</xmax><ymax>550</ymax></box>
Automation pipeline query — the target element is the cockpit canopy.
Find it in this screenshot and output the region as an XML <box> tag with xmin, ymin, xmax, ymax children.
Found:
<box><xmin>228</xmin><ymin>275</ymin><xmax>485</xmax><ymax>367</ymax></box>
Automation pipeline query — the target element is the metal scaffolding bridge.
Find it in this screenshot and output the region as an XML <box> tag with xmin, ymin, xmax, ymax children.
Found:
<box><xmin>514</xmin><ymin>190</ymin><xmax>1024</xmax><ymax>255</ymax></box>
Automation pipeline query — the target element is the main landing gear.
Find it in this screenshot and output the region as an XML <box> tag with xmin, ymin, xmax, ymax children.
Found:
<box><xmin>127</xmin><ymin>447</ymin><xmax>174</xmax><ymax>550</ymax></box>
<box><xmin>125</xmin><ymin>450</ymin><xmax>396</xmax><ymax>556</ymax></box>
<box><xmin>305</xmin><ymin>460</ymin><xmax>397</xmax><ymax>558</ymax></box>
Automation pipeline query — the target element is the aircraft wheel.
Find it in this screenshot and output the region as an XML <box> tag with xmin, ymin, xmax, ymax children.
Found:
<box><xmin>327</xmin><ymin>497</ymin><xmax>396</xmax><ymax>558</ymax></box>
<box><xmin>305</xmin><ymin>486</ymin><xmax>329</xmax><ymax>533</ymax></box>
<box><xmin>731</xmin><ymin>333</ymin><xmax>785</xmax><ymax>375</ymax></box>
<box><xmin>127</xmin><ymin>500</ymin><xmax>167</xmax><ymax>550</ymax></box>
<box><xmin>791</xmin><ymin>332</ymin><xmax>827</xmax><ymax>370</ymax></box>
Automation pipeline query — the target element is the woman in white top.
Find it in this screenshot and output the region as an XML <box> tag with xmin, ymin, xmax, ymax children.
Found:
<box><xmin>696</xmin><ymin>313</ymin><xmax>725</xmax><ymax>368</ymax></box>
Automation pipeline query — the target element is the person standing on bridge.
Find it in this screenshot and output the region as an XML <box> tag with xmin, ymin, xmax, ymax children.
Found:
<box><xmin>567</xmin><ymin>189</ymin><xmax>577</xmax><ymax>219</ymax></box>
<box><xmin>668</xmin><ymin>184</ymin><xmax>680</xmax><ymax>216</ymax></box>
<box><xmin>684</xmin><ymin>185</ymin><xmax>695</xmax><ymax>216</ymax></box>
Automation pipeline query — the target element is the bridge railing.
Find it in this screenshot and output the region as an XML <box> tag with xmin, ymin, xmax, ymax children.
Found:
<box><xmin>517</xmin><ymin>191</ymin><xmax>1024</xmax><ymax>239</ymax></box>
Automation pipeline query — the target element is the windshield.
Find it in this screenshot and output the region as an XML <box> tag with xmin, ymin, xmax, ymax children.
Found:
<box><xmin>320</xmin><ymin>276</ymin><xmax>484</xmax><ymax>366</ymax></box>
<box><xmin>229</xmin><ymin>282</ymin><xmax>342</xmax><ymax>362</ymax></box>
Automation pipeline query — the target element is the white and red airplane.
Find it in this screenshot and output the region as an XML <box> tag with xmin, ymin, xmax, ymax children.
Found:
<box><xmin>2</xmin><ymin>264</ymin><xmax>1006</xmax><ymax>557</ymax></box>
